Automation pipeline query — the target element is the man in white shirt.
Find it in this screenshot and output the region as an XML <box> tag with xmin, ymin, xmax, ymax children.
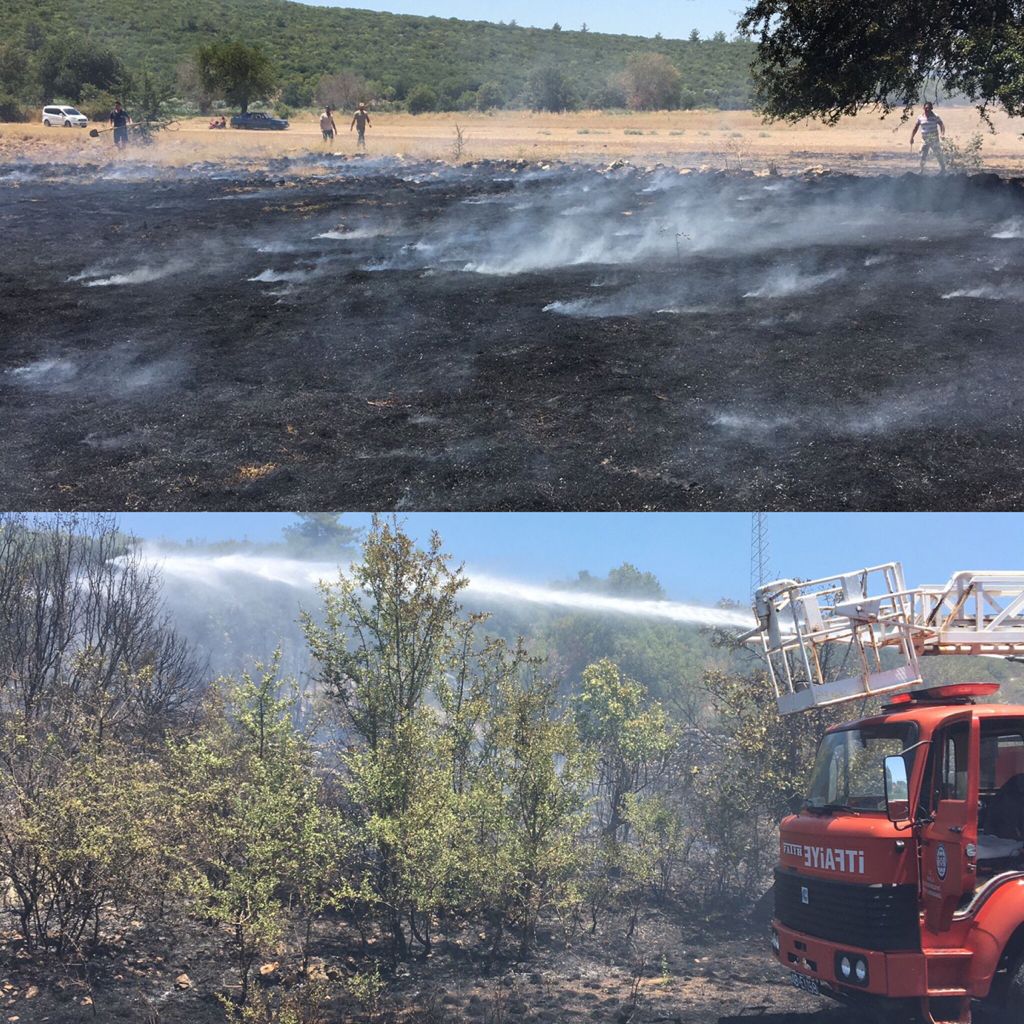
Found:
<box><xmin>910</xmin><ymin>102</ymin><xmax>946</xmax><ymax>173</ymax></box>
<box><xmin>320</xmin><ymin>107</ymin><xmax>337</xmax><ymax>144</ymax></box>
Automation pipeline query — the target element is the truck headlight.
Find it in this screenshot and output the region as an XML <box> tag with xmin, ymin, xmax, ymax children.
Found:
<box><xmin>771</xmin><ymin>929</ymin><xmax>780</xmax><ymax>953</ymax></box>
<box><xmin>834</xmin><ymin>951</ymin><xmax>868</xmax><ymax>986</ymax></box>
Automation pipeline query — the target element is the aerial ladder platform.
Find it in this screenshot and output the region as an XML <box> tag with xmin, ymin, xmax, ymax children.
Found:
<box><xmin>749</xmin><ymin>563</ymin><xmax>1024</xmax><ymax>714</ymax></box>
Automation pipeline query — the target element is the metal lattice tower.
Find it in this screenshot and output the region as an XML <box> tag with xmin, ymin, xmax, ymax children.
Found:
<box><xmin>750</xmin><ymin>512</ymin><xmax>773</xmax><ymax>600</ymax></box>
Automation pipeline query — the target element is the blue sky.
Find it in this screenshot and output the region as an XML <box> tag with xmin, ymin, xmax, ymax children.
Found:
<box><xmin>113</xmin><ymin>513</ymin><xmax>1024</xmax><ymax>606</ymax></box>
<box><xmin>301</xmin><ymin>0</ymin><xmax>741</xmax><ymax>40</ymax></box>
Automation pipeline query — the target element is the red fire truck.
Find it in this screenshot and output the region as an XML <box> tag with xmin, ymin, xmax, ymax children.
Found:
<box><xmin>750</xmin><ymin>565</ymin><xmax>1024</xmax><ymax>1024</ymax></box>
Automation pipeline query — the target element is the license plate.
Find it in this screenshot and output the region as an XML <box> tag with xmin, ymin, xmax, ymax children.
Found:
<box><xmin>790</xmin><ymin>971</ymin><xmax>820</xmax><ymax>996</ymax></box>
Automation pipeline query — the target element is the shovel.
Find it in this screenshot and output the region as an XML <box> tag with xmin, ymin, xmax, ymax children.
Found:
<box><xmin>88</xmin><ymin>120</ymin><xmax>178</xmax><ymax>138</ymax></box>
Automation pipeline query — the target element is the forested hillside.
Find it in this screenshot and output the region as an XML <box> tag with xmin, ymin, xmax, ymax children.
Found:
<box><xmin>0</xmin><ymin>0</ymin><xmax>755</xmax><ymax>110</ymax></box>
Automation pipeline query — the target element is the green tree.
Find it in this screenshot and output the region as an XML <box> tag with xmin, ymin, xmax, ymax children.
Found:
<box><xmin>739</xmin><ymin>0</ymin><xmax>1024</xmax><ymax>122</ymax></box>
<box><xmin>623</xmin><ymin>52</ymin><xmax>683</xmax><ymax>110</ymax></box>
<box><xmin>406</xmin><ymin>83</ymin><xmax>437</xmax><ymax>113</ymax></box>
<box><xmin>617</xmin><ymin>791</ymin><xmax>688</xmax><ymax>934</ymax></box>
<box><xmin>37</xmin><ymin>36</ymin><xmax>123</xmax><ymax>102</ymax></box>
<box><xmin>480</xmin><ymin>671</ymin><xmax>592</xmax><ymax>954</ymax></box>
<box><xmin>128</xmin><ymin>68</ymin><xmax>171</xmax><ymax>122</ymax></box>
<box><xmin>526</xmin><ymin>65</ymin><xmax>577</xmax><ymax>112</ymax></box>
<box><xmin>303</xmin><ymin>517</ymin><xmax>526</xmax><ymax>958</ymax></box>
<box><xmin>281</xmin><ymin>513</ymin><xmax>362</xmax><ymax>557</ymax></box>
<box><xmin>588</xmin><ymin>76</ymin><xmax>629</xmax><ymax>110</ymax></box>
<box><xmin>0</xmin><ymin>44</ymin><xmax>30</xmax><ymax>98</ymax></box>
<box><xmin>170</xmin><ymin>661</ymin><xmax>353</xmax><ymax>1002</ymax></box>
<box><xmin>576</xmin><ymin>659</ymin><xmax>674</xmax><ymax>842</ymax></box>
<box><xmin>196</xmin><ymin>40</ymin><xmax>276</xmax><ymax>114</ymax></box>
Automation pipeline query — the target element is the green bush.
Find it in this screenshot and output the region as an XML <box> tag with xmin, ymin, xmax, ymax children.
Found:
<box><xmin>475</xmin><ymin>80</ymin><xmax>504</xmax><ymax>111</ymax></box>
<box><xmin>77</xmin><ymin>84</ymin><xmax>119</xmax><ymax>121</ymax></box>
<box><xmin>0</xmin><ymin>92</ymin><xmax>27</xmax><ymax>121</ymax></box>
<box><xmin>406</xmin><ymin>83</ymin><xmax>437</xmax><ymax>114</ymax></box>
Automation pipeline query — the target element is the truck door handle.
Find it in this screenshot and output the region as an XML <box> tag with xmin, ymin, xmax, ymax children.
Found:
<box><xmin>948</xmin><ymin>825</ymin><xmax>964</xmax><ymax>834</ymax></box>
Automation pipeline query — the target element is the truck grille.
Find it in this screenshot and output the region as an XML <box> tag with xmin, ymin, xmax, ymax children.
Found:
<box><xmin>774</xmin><ymin>869</ymin><xmax>920</xmax><ymax>951</ymax></box>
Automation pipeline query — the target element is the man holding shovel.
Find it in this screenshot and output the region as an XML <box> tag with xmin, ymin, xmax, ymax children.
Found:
<box><xmin>109</xmin><ymin>100</ymin><xmax>132</xmax><ymax>149</ymax></box>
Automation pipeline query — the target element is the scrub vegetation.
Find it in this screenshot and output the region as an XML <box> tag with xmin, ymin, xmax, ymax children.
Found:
<box><xmin>0</xmin><ymin>0</ymin><xmax>754</xmax><ymax>120</ymax></box>
<box><xmin>0</xmin><ymin>513</ymin><xmax>1019</xmax><ymax>1023</ymax></box>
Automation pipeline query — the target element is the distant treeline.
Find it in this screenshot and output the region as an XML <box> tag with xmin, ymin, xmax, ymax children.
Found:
<box><xmin>0</xmin><ymin>0</ymin><xmax>755</xmax><ymax>120</ymax></box>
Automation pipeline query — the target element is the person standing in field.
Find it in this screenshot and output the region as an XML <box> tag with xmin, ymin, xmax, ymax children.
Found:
<box><xmin>319</xmin><ymin>106</ymin><xmax>337</xmax><ymax>144</ymax></box>
<box><xmin>109</xmin><ymin>100</ymin><xmax>131</xmax><ymax>149</ymax></box>
<box><xmin>351</xmin><ymin>103</ymin><xmax>371</xmax><ymax>150</ymax></box>
<box><xmin>910</xmin><ymin>102</ymin><xmax>946</xmax><ymax>173</ymax></box>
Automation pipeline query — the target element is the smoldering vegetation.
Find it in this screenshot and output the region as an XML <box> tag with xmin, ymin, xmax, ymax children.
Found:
<box><xmin>3</xmin><ymin>156</ymin><xmax>1024</xmax><ymax>509</ymax></box>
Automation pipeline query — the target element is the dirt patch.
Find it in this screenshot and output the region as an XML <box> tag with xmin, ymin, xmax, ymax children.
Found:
<box><xmin>3</xmin><ymin>157</ymin><xmax>1024</xmax><ymax>510</ymax></box>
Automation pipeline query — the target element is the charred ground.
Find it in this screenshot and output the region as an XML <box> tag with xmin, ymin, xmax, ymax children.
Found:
<box><xmin>0</xmin><ymin>908</ymin><xmax>867</xmax><ymax>1024</ymax></box>
<box><xmin>3</xmin><ymin>157</ymin><xmax>1024</xmax><ymax>510</ymax></box>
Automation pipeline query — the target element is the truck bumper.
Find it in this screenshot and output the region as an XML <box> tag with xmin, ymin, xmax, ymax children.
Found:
<box><xmin>773</xmin><ymin>920</ymin><xmax>927</xmax><ymax>999</ymax></box>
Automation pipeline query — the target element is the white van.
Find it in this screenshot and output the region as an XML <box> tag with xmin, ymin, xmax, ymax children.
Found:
<box><xmin>41</xmin><ymin>105</ymin><xmax>88</xmax><ymax>127</ymax></box>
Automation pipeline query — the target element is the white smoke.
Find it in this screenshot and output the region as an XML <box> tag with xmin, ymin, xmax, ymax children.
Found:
<box><xmin>71</xmin><ymin>260</ymin><xmax>190</xmax><ymax>287</ymax></box>
<box><xmin>248</xmin><ymin>268</ymin><xmax>319</xmax><ymax>284</ymax></box>
<box><xmin>742</xmin><ymin>267</ymin><xmax>845</xmax><ymax>300</ymax></box>
<box><xmin>991</xmin><ymin>218</ymin><xmax>1024</xmax><ymax>239</ymax></box>
<box><xmin>942</xmin><ymin>284</ymin><xmax>1024</xmax><ymax>301</ymax></box>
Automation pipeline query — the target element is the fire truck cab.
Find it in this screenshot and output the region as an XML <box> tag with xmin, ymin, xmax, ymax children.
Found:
<box><xmin>773</xmin><ymin>684</ymin><xmax>1024</xmax><ymax>1023</ymax></box>
<box><xmin>748</xmin><ymin>565</ymin><xmax>1024</xmax><ymax>1023</ymax></box>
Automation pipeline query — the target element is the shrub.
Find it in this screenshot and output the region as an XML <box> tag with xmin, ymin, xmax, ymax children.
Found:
<box><xmin>587</xmin><ymin>76</ymin><xmax>629</xmax><ymax>110</ymax></box>
<box><xmin>943</xmin><ymin>132</ymin><xmax>985</xmax><ymax>173</ymax></box>
<box><xmin>406</xmin><ymin>84</ymin><xmax>437</xmax><ymax>114</ymax></box>
<box><xmin>623</xmin><ymin>52</ymin><xmax>682</xmax><ymax>110</ymax></box>
<box><xmin>525</xmin><ymin>65</ymin><xmax>577</xmax><ymax>112</ymax></box>
<box><xmin>0</xmin><ymin>93</ymin><xmax>27</xmax><ymax>121</ymax></box>
<box><xmin>475</xmin><ymin>81</ymin><xmax>504</xmax><ymax>111</ymax></box>
<box><xmin>314</xmin><ymin>70</ymin><xmax>370</xmax><ymax>112</ymax></box>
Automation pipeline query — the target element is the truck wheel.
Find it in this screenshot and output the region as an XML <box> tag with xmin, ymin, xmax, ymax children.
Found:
<box><xmin>1005</xmin><ymin>953</ymin><xmax>1024</xmax><ymax>1022</ymax></box>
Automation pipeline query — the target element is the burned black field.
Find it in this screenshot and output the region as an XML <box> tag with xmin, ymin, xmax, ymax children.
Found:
<box><xmin>3</xmin><ymin>157</ymin><xmax>1024</xmax><ymax>510</ymax></box>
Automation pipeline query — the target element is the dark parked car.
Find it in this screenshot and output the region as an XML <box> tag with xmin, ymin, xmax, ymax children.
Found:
<box><xmin>230</xmin><ymin>112</ymin><xmax>289</xmax><ymax>131</ymax></box>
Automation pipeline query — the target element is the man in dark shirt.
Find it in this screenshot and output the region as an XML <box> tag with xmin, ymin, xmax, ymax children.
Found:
<box><xmin>109</xmin><ymin>101</ymin><xmax>131</xmax><ymax>149</ymax></box>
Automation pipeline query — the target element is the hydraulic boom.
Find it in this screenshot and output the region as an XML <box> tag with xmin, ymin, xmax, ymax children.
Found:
<box><xmin>749</xmin><ymin>563</ymin><xmax>1024</xmax><ymax>714</ymax></box>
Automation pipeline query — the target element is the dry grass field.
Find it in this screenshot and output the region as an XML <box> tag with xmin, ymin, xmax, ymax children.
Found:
<box><xmin>3</xmin><ymin>106</ymin><xmax>1024</xmax><ymax>174</ymax></box>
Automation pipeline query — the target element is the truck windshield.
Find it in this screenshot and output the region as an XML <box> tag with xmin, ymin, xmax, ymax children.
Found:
<box><xmin>806</xmin><ymin>723</ymin><xmax>918</xmax><ymax>812</ymax></box>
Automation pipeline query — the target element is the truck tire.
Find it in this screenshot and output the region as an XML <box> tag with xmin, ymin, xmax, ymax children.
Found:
<box><xmin>1005</xmin><ymin>952</ymin><xmax>1024</xmax><ymax>1022</ymax></box>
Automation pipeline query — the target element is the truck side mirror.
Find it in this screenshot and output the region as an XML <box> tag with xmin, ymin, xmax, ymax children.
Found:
<box><xmin>884</xmin><ymin>755</ymin><xmax>910</xmax><ymax>822</ymax></box>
